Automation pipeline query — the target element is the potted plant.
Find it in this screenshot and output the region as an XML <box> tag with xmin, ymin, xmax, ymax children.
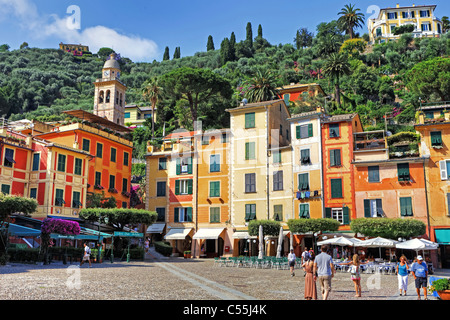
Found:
<box><xmin>184</xmin><ymin>250</ymin><xmax>191</xmax><ymax>259</ymax></box>
<box><xmin>429</xmin><ymin>278</ymin><xmax>450</xmax><ymax>300</ymax></box>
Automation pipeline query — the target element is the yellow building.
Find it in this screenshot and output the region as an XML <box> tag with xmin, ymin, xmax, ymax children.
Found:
<box><xmin>124</xmin><ymin>105</ymin><xmax>156</xmax><ymax>128</ymax></box>
<box><xmin>368</xmin><ymin>4</ymin><xmax>443</xmax><ymax>43</ymax></box>
<box><xmin>226</xmin><ymin>100</ymin><xmax>292</xmax><ymax>256</ymax></box>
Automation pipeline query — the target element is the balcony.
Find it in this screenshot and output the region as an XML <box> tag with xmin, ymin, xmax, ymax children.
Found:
<box><xmin>416</xmin><ymin>103</ymin><xmax>450</xmax><ymax>125</ymax></box>
<box><xmin>353</xmin><ymin>130</ymin><xmax>388</xmax><ymax>162</ymax></box>
<box><xmin>387</xmin><ymin>132</ymin><xmax>420</xmax><ymax>159</ymax></box>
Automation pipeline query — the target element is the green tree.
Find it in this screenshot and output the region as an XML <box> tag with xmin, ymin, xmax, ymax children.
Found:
<box><xmin>97</xmin><ymin>47</ymin><xmax>115</xmax><ymax>60</ymax></box>
<box><xmin>246</xmin><ymin>22</ymin><xmax>253</xmax><ymax>48</ymax></box>
<box><xmin>207</xmin><ymin>35</ymin><xmax>215</xmax><ymax>51</ymax></box>
<box><xmin>248</xmin><ymin>220</ymin><xmax>281</xmax><ymax>237</ymax></box>
<box><xmin>442</xmin><ymin>16</ymin><xmax>450</xmax><ymax>33</ymax></box>
<box><xmin>159</xmin><ymin>67</ymin><xmax>233</xmax><ymax>124</ymax></box>
<box><xmin>0</xmin><ymin>44</ymin><xmax>10</xmax><ymax>52</ymax></box>
<box><xmin>350</xmin><ymin>218</ymin><xmax>426</xmax><ymax>239</ymax></box>
<box><xmin>173</xmin><ymin>47</ymin><xmax>181</xmax><ymax>59</ymax></box>
<box><xmin>294</xmin><ymin>28</ymin><xmax>313</xmax><ymax>49</ymax></box>
<box><xmin>337</xmin><ymin>3</ymin><xmax>365</xmax><ymax>39</ymax></box>
<box><xmin>323</xmin><ymin>52</ymin><xmax>351</xmax><ymax>107</ymax></box>
<box><xmin>142</xmin><ymin>77</ymin><xmax>162</xmax><ymax>139</ymax></box>
<box><xmin>243</xmin><ymin>69</ymin><xmax>280</xmax><ymax>103</ymax></box>
<box><xmin>79</xmin><ymin>208</ymin><xmax>157</xmax><ymax>231</ymax></box>
<box><xmin>220</xmin><ymin>38</ymin><xmax>233</xmax><ymax>65</ymax></box>
<box><xmin>163</xmin><ymin>46</ymin><xmax>170</xmax><ymax>61</ymax></box>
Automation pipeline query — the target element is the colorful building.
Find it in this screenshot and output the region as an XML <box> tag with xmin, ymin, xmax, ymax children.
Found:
<box><xmin>124</xmin><ymin>105</ymin><xmax>156</xmax><ymax>128</ymax></box>
<box><xmin>278</xmin><ymin>83</ymin><xmax>326</xmax><ymax>107</ymax></box>
<box><xmin>415</xmin><ymin>104</ymin><xmax>450</xmax><ymax>268</ymax></box>
<box><xmin>368</xmin><ymin>3</ymin><xmax>443</xmax><ymax>43</ymax></box>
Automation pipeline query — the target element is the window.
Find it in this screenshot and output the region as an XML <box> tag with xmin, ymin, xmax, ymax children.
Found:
<box><xmin>431</xmin><ymin>131</ymin><xmax>443</xmax><ymax>148</ymax></box>
<box><xmin>110</xmin><ymin>148</ymin><xmax>117</xmax><ymax>162</ymax></box>
<box><xmin>174</xmin><ymin>207</ymin><xmax>192</xmax><ymax>222</ymax></box>
<box><xmin>122</xmin><ymin>202</ymin><xmax>128</xmax><ymax>209</ymax></box>
<box><xmin>3</xmin><ymin>148</ymin><xmax>15</xmax><ymax>167</ymax></box>
<box><xmin>390</xmin><ymin>24</ymin><xmax>397</xmax><ymax>34</ymax></box>
<box><xmin>330</xmin><ymin>178</ymin><xmax>343</xmax><ymax>198</ymax></box>
<box><xmin>425</xmin><ymin>112</ymin><xmax>434</xmax><ymax>119</ymax></box>
<box><xmin>1</xmin><ymin>184</ymin><xmax>10</xmax><ymax>195</ymax></box>
<box><xmin>364</xmin><ymin>199</ymin><xmax>383</xmax><ymax>217</ymax></box>
<box><xmin>368</xmin><ymin>166</ymin><xmax>380</xmax><ymax>182</ymax></box>
<box><xmin>55</xmin><ymin>189</ymin><xmax>65</xmax><ymax>206</ymax></box>
<box><xmin>221</xmin><ymin>133</ymin><xmax>228</xmax><ymax>143</ymax></box>
<box><xmin>82</xmin><ymin>139</ymin><xmax>90</xmax><ymax>152</ymax></box>
<box><xmin>32</xmin><ymin>153</ymin><xmax>40</xmax><ymax>171</ymax></box>
<box><xmin>245</xmin><ymin>142</ymin><xmax>256</xmax><ymax>160</ymax></box>
<box><xmin>175</xmin><ymin>179</ymin><xmax>193</xmax><ymax>195</ymax></box>
<box><xmin>325</xmin><ymin>207</ymin><xmax>350</xmax><ymax>225</ymax></box>
<box><xmin>387</xmin><ymin>12</ymin><xmax>398</xmax><ymax>19</ymax></box>
<box><xmin>402</xmin><ymin>11</ymin><xmax>415</xmax><ymax>18</ymax></box>
<box><xmin>271</xmin><ymin>150</ymin><xmax>280</xmax><ymax>164</ymax></box>
<box><xmin>280</xmin><ymin>125</ymin><xmax>283</xmax><ymax>137</ymax></box>
<box><xmin>124</xmin><ymin>112</ymin><xmax>130</xmax><ymax>118</ymax></box>
<box><xmin>202</xmin><ymin>135</ymin><xmax>210</xmax><ymax>145</ymax></box>
<box><xmin>176</xmin><ymin>157</ymin><xmax>192</xmax><ymax>175</ymax></box>
<box><xmin>397</xmin><ymin>163</ymin><xmax>410</xmax><ymax>182</ymax></box>
<box><xmin>376</xmin><ymin>27</ymin><xmax>382</xmax><ymax>37</ymax></box>
<box><xmin>72</xmin><ymin>191</ymin><xmax>82</xmax><ymax>208</ymax></box>
<box><xmin>421</xmin><ymin>23</ymin><xmax>431</xmax><ymax>31</ymax></box>
<box><xmin>245</xmin><ymin>173</ymin><xmax>256</xmax><ymax>193</ymax></box>
<box><xmin>124</xmin><ymin>152</ymin><xmax>129</xmax><ymax>166</ymax></box>
<box><xmin>109</xmin><ymin>175</ymin><xmax>115</xmax><ymax>190</ymax></box>
<box><xmin>301</xmin><ymin>149</ymin><xmax>311</xmax><ymax>165</ymax></box>
<box><xmin>95</xmin><ymin>171</ymin><xmax>102</xmax><ymax>187</ymax></box>
<box><xmin>299</xmin><ymin>204</ymin><xmax>309</xmax><ymax>219</ymax></box>
<box><xmin>96</xmin><ymin>143</ymin><xmax>103</xmax><ymax>158</ymax></box>
<box><xmin>156</xmin><ymin>181</ymin><xmax>166</xmax><ymax>197</ymax></box>
<box><xmin>210</xmin><ymin>154</ymin><xmax>220</xmax><ymax>172</ymax></box>
<box><xmin>30</xmin><ymin>188</ymin><xmax>37</xmax><ymax>199</ymax></box>
<box><xmin>447</xmin><ymin>193</ymin><xmax>450</xmax><ymax>216</ymax></box>
<box><xmin>400</xmin><ymin>197</ymin><xmax>413</xmax><ymax>216</ymax></box>
<box><xmin>57</xmin><ymin>154</ymin><xmax>66</xmax><ymax>172</ymax></box>
<box><xmin>296</xmin><ymin>124</ymin><xmax>313</xmax><ymax>139</ymax></box>
<box><xmin>209</xmin><ymin>181</ymin><xmax>220</xmax><ymax>197</ymax></box>
<box><xmin>273</xmin><ymin>205</ymin><xmax>283</xmax><ymax>221</ymax></box>
<box><xmin>298</xmin><ymin>173</ymin><xmax>309</xmax><ymax>191</ymax></box>
<box><xmin>122</xmin><ymin>178</ymin><xmax>128</xmax><ymax>193</ymax></box>
<box><xmin>329</xmin><ymin>123</ymin><xmax>340</xmax><ymax>138</ymax></box>
<box><xmin>73</xmin><ymin>158</ymin><xmax>82</xmax><ymax>176</ymax></box>
<box><xmin>283</xmin><ymin>94</ymin><xmax>290</xmax><ymax>106</ymax></box>
<box><xmin>158</xmin><ymin>158</ymin><xmax>167</xmax><ymax>170</ymax></box>
<box><xmin>156</xmin><ymin>208</ymin><xmax>166</xmax><ymax>222</ymax></box>
<box><xmin>273</xmin><ymin>171</ymin><xmax>283</xmax><ymax>191</ymax></box>
<box><xmin>245</xmin><ymin>204</ymin><xmax>256</xmax><ymax>221</ymax></box>
<box><xmin>245</xmin><ymin>112</ymin><xmax>255</xmax><ymax>128</ymax></box>
<box><xmin>420</xmin><ymin>10</ymin><xmax>430</xmax><ymax>18</ymax></box>
<box><xmin>330</xmin><ymin>149</ymin><xmax>341</xmax><ymax>167</ymax></box>
<box><xmin>210</xmin><ymin>207</ymin><xmax>220</xmax><ymax>223</ymax></box>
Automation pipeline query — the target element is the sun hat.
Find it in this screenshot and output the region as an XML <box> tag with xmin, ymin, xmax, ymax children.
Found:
<box><xmin>417</xmin><ymin>255</ymin><xmax>423</xmax><ymax>260</ymax></box>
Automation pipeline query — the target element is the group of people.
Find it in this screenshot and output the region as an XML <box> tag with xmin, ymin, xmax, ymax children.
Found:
<box><xmin>287</xmin><ymin>246</ymin><xmax>431</xmax><ymax>300</ymax></box>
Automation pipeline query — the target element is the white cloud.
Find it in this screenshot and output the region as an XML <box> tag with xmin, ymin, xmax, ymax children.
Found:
<box><xmin>0</xmin><ymin>0</ymin><xmax>159</xmax><ymax>62</ymax></box>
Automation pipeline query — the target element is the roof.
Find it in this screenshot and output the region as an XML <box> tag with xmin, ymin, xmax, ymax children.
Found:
<box><xmin>103</xmin><ymin>53</ymin><xmax>120</xmax><ymax>69</ymax></box>
<box><xmin>277</xmin><ymin>83</ymin><xmax>325</xmax><ymax>93</ymax></box>
<box><xmin>322</xmin><ymin>113</ymin><xmax>358</xmax><ymax>123</ymax></box>
<box><xmin>226</xmin><ymin>99</ymin><xmax>284</xmax><ymax>112</ymax></box>
<box><xmin>164</xmin><ymin>130</ymin><xmax>198</xmax><ymax>140</ymax></box>
<box><xmin>62</xmin><ymin>109</ymin><xmax>132</xmax><ymax>133</ymax></box>
<box><xmin>288</xmin><ymin>110</ymin><xmax>322</xmax><ymax>121</ymax></box>
<box><xmin>380</xmin><ymin>4</ymin><xmax>436</xmax><ymax>11</ymax></box>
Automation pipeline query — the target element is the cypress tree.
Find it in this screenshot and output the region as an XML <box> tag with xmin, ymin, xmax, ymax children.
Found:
<box><xmin>220</xmin><ymin>37</ymin><xmax>232</xmax><ymax>66</ymax></box>
<box><xmin>207</xmin><ymin>35</ymin><xmax>215</xmax><ymax>51</ymax></box>
<box><xmin>173</xmin><ymin>47</ymin><xmax>181</xmax><ymax>59</ymax></box>
<box><xmin>257</xmin><ymin>24</ymin><xmax>263</xmax><ymax>39</ymax></box>
<box><xmin>229</xmin><ymin>32</ymin><xmax>236</xmax><ymax>61</ymax></box>
<box><xmin>246</xmin><ymin>22</ymin><xmax>253</xmax><ymax>48</ymax></box>
<box><xmin>163</xmin><ymin>46</ymin><xmax>170</xmax><ymax>61</ymax></box>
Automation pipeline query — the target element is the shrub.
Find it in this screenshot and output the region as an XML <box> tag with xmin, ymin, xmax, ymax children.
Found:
<box><xmin>350</xmin><ymin>218</ymin><xmax>426</xmax><ymax>239</ymax></box>
<box><xmin>154</xmin><ymin>241</ymin><xmax>173</xmax><ymax>256</ymax></box>
<box><xmin>287</xmin><ymin>218</ymin><xmax>340</xmax><ymax>234</ymax></box>
<box><xmin>248</xmin><ymin>220</ymin><xmax>281</xmax><ymax>237</ymax></box>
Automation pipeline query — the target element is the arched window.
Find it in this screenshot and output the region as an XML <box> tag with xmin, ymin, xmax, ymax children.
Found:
<box><xmin>116</xmin><ymin>91</ymin><xmax>119</xmax><ymax>104</ymax></box>
<box><xmin>106</xmin><ymin>90</ymin><xmax>110</xmax><ymax>103</ymax></box>
<box><xmin>119</xmin><ymin>93</ymin><xmax>123</xmax><ymax>106</ymax></box>
<box><xmin>99</xmin><ymin>91</ymin><xmax>104</xmax><ymax>104</ymax></box>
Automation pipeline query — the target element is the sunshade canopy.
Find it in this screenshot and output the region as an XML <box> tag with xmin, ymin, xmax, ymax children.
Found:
<box><xmin>359</xmin><ymin>237</ymin><xmax>397</xmax><ymax>248</ymax></box>
<box><xmin>317</xmin><ymin>236</ymin><xmax>362</xmax><ymax>247</ymax></box>
<box><xmin>164</xmin><ymin>228</ymin><xmax>193</xmax><ymax>240</ymax></box>
<box><xmin>193</xmin><ymin>228</ymin><xmax>225</xmax><ymax>240</ymax></box>
<box><xmin>396</xmin><ymin>238</ymin><xmax>439</xmax><ymax>250</ymax></box>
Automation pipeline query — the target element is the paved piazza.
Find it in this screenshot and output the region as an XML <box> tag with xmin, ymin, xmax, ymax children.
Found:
<box><xmin>0</xmin><ymin>255</ymin><xmax>440</xmax><ymax>301</ymax></box>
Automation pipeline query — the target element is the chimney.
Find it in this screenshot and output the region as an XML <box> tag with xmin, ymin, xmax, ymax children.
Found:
<box><xmin>396</xmin><ymin>3</ymin><xmax>400</xmax><ymax>8</ymax></box>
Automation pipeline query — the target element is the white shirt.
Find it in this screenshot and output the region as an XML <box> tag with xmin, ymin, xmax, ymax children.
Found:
<box><xmin>288</xmin><ymin>253</ymin><xmax>296</xmax><ymax>262</ymax></box>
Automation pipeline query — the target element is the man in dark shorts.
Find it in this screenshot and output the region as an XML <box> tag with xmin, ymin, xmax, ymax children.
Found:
<box><xmin>411</xmin><ymin>255</ymin><xmax>428</xmax><ymax>300</ymax></box>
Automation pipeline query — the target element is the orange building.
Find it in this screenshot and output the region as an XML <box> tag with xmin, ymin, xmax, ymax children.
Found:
<box><xmin>278</xmin><ymin>83</ymin><xmax>326</xmax><ymax>107</ymax></box>
<box><xmin>321</xmin><ymin>113</ymin><xmax>363</xmax><ymax>230</ymax></box>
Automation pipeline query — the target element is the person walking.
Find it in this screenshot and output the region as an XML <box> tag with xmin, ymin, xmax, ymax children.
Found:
<box><xmin>288</xmin><ymin>249</ymin><xmax>296</xmax><ymax>277</ymax></box>
<box><xmin>339</xmin><ymin>254</ymin><xmax>367</xmax><ymax>297</ymax></box>
<box><xmin>80</xmin><ymin>242</ymin><xmax>92</xmax><ymax>268</ymax></box>
<box><xmin>144</xmin><ymin>238</ymin><xmax>150</xmax><ymax>254</ymax></box>
<box><xmin>396</xmin><ymin>255</ymin><xmax>410</xmax><ymax>296</ymax></box>
<box><xmin>301</xmin><ymin>248</ymin><xmax>311</xmax><ymax>276</ymax></box>
<box><xmin>313</xmin><ymin>245</ymin><xmax>335</xmax><ymax>300</ymax></box>
<box><xmin>303</xmin><ymin>257</ymin><xmax>317</xmax><ymax>300</ymax></box>
<box><xmin>411</xmin><ymin>255</ymin><xmax>428</xmax><ymax>300</ymax></box>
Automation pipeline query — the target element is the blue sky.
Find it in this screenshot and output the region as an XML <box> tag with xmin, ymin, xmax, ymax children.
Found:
<box><xmin>1</xmin><ymin>0</ymin><xmax>449</xmax><ymax>62</ymax></box>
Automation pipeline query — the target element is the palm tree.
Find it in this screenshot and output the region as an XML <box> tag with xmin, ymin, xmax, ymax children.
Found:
<box><xmin>142</xmin><ymin>77</ymin><xmax>162</xmax><ymax>139</ymax></box>
<box><xmin>323</xmin><ymin>53</ymin><xmax>351</xmax><ymax>107</ymax></box>
<box><xmin>244</xmin><ymin>69</ymin><xmax>280</xmax><ymax>103</ymax></box>
<box><xmin>338</xmin><ymin>4</ymin><xmax>365</xmax><ymax>39</ymax></box>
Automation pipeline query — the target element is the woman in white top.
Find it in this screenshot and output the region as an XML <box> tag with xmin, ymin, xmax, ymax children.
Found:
<box><xmin>288</xmin><ymin>249</ymin><xmax>296</xmax><ymax>277</ymax></box>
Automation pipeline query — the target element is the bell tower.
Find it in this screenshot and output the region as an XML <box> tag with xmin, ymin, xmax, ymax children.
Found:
<box><xmin>93</xmin><ymin>52</ymin><xmax>127</xmax><ymax>126</ymax></box>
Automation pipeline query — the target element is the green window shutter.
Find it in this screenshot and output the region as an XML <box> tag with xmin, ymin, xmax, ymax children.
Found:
<box><xmin>298</xmin><ymin>173</ymin><xmax>309</xmax><ymax>190</ymax></box>
<box><xmin>95</xmin><ymin>172</ymin><xmax>101</xmax><ymax>186</ymax></box>
<box><xmin>74</xmin><ymin>158</ymin><xmax>82</xmax><ymax>175</ymax></box>
<box><xmin>325</xmin><ymin>207</ymin><xmax>332</xmax><ymax>219</ymax></box>
<box><xmin>111</xmin><ymin>148</ymin><xmax>116</xmax><ymax>162</ymax></box>
<box><xmin>124</xmin><ymin>152</ymin><xmax>129</xmax><ymax>166</ymax></box>
<box><xmin>72</xmin><ymin>191</ymin><xmax>81</xmax><ymax>208</ymax></box>
<box><xmin>308</xmin><ymin>123</ymin><xmax>313</xmax><ymax>137</ymax></box>
<box><xmin>245</xmin><ymin>204</ymin><xmax>251</xmax><ymax>221</ymax></box>
<box><xmin>245</xmin><ymin>142</ymin><xmax>255</xmax><ymax>160</ymax></box>
<box><xmin>397</xmin><ymin>163</ymin><xmax>410</xmax><ymax>181</ymax></box>
<box><xmin>176</xmin><ymin>158</ymin><xmax>181</xmax><ymax>175</ymax></box>
<box><xmin>210</xmin><ymin>207</ymin><xmax>220</xmax><ymax>223</ymax></box>
<box><xmin>57</xmin><ymin>154</ymin><xmax>66</xmax><ymax>172</ymax></box>
<box><xmin>364</xmin><ymin>199</ymin><xmax>371</xmax><ymax>218</ymax></box>
<box><xmin>273</xmin><ymin>205</ymin><xmax>283</xmax><ymax>221</ymax></box>
<box><xmin>330</xmin><ymin>149</ymin><xmax>335</xmax><ymax>166</ymax></box>
<box><xmin>210</xmin><ymin>181</ymin><xmax>220</xmax><ymax>197</ymax></box>
<box><xmin>400</xmin><ymin>197</ymin><xmax>413</xmax><ymax>216</ymax></box>
<box><xmin>376</xmin><ymin>199</ymin><xmax>383</xmax><ymax>216</ymax></box>
<box><xmin>55</xmin><ymin>189</ymin><xmax>64</xmax><ymax>206</ymax></box>
<box><xmin>82</xmin><ymin>139</ymin><xmax>90</xmax><ymax>152</ymax></box>
<box><xmin>30</xmin><ymin>188</ymin><xmax>37</xmax><ymax>199</ymax></box>
<box><xmin>431</xmin><ymin>131</ymin><xmax>442</xmax><ymax>147</ymax></box>
<box><xmin>187</xmin><ymin>207</ymin><xmax>193</xmax><ymax>221</ymax></box>
<box><xmin>331</xmin><ymin>179</ymin><xmax>342</xmax><ymax>198</ymax></box>
<box><xmin>330</xmin><ymin>123</ymin><xmax>339</xmax><ymax>137</ymax></box>
<box><xmin>343</xmin><ymin>207</ymin><xmax>350</xmax><ymax>225</ymax></box>
<box><xmin>122</xmin><ymin>178</ymin><xmax>128</xmax><ymax>193</ymax></box>
<box><xmin>300</xmin><ymin>204</ymin><xmax>309</xmax><ymax>218</ymax></box>
<box><xmin>32</xmin><ymin>153</ymin><xmax>40</xmax><ymax>171</ymax></box>
<box><xmin>335</xmin><ymin>149</ymin><xmax>341</xmax><ymax>166</ymax></box>
<box><xmin>187</xmin><ymin>157</ymin><xmax>193</xmax><ymax>174</ymax></box>
<box><xmin>447</xmin><ymin>193</ymin><xmax>450</xmax><ymax>215</ymax></box>
<box><xmin>174</xmin><ymin>208</ymin><xmax>179</xmax><ymax>222</ymax></box>
<box><xmin>245</xmin><ymin>113</ymin><xmax>255</xmax><ymax>128</ymax></box>
<box><xmin>296</xmin><ymin>125</ymin><xmax>301</xmax><ymax>139</ymax></box>
<box><xmin>175</xmin><ymin>180</ymin><xmax>180</xmax><ymax>195</ymax></box>
<box><xmin>1</xmin><ymin>184</ymin><xmax>10</xmax><ymax>195</ymax></box>
<box><xmin>96</xmin><ymin>143</ymin><xmax>103</xmax><ymax>158</ymax></box>
<box><xmin>187</xmin><ymin>179</ymin><xmax>193</xmax><ymax>195</ymax></box>
<box><xmin>368</xmin><ymin>166</ymin><xmax>379</xmax><ymax>182</ymax></box>
<box><xmin>109</xmin><ymin>175</ymin><xmax>115</xmax><ymax>189</ymax></box>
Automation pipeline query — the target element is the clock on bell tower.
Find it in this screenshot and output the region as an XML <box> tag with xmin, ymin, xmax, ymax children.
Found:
<box><xmin>93</xmin><ymin>52</ymin><xmax>127</xmax><ymax>126</ymax></box>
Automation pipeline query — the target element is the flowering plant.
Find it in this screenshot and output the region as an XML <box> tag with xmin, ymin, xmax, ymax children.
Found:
<box><xmin>41</xmin><ymin>218</ymin><xmax>80</xmax><ymax>235</ymax></box>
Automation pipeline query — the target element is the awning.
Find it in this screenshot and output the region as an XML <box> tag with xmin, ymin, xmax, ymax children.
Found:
<box><xmin>7</xmin><ymin>223</ymin><xmax>41</xmax><ymax>237</ymax></box>
<box><xmin>193</xmin><ymin>228</ymin><xmax>225</xmax><ymax>240</ymax></box>
<box><xmin>164</xmin><ymin>228</ymin><xmax>194</xmax><ymax>240</ymax></box>
<box><xmin>232</xmin><ymin>231</ymin><xmax>257</xmax><ymax>239</ymax></box>
<box><xmin>435</xmin><ymin>229</ymin><xmax>450</xmax><ymax>245</ymax></box>
<box><xmin>146</xmin><ymin>223</ymin><xmax>165</xmax><ymax>234</ymax></box>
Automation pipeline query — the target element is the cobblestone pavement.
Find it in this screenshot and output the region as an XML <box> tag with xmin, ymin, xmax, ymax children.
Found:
<box><xmin>1</xmin><ymin>253</ymin><xmax>446</xmax><ymax>301</ymax></box>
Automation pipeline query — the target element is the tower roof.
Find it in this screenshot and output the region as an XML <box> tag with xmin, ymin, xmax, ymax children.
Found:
<box><xmin>103</xmin><ymin>53</ymin><xmax>120</xmax><ymax>70</ymax></box>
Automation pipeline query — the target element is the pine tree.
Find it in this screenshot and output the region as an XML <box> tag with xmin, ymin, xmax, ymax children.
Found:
<box><xmin>163</xmin><ymin>46</ymin><xmax>170</xmax><ymax>61</ymax></box>
<box><xmin>207</xmin><ymin>35</ymin><xmax>215</xmax><ymax>51</ymax></box>
<box><xmin>246</xmin><ymin>22</ymin><xmax>253</xmax><ymax>48</ymax></box>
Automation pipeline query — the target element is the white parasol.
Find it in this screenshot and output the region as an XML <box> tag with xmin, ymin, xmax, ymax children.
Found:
<box><xmin>276</xmin><ymin>226</ymin><xmax>284</xmax><ymax>259</ymax></box>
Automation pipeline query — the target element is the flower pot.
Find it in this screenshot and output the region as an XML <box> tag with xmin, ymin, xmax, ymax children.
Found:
<box><xmin>437</xmin><ymin>290</ymin><xmax>450</xmax><ymax>300</ymax></box>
